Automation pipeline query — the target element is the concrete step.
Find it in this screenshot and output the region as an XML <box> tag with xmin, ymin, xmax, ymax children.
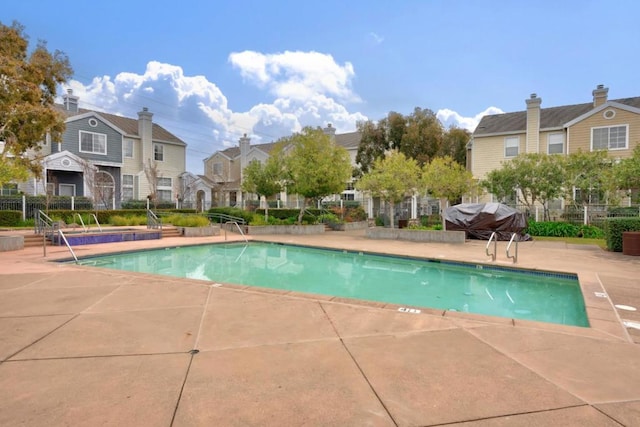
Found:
<box><xmin>23</xmin><ymin>234</ymin><xmax>53</xmax><ymax>248</ymax></box>
<box><xmin>161</xmin><ymin>227</ymin><xmax>182</xmax><ymax>238</ymax></box>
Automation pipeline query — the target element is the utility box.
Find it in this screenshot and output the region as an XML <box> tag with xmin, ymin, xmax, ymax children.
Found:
<box><xmin>622</xmin><ymin>232</ymin><xmax>640</xmax><ymax>256</ymax></box>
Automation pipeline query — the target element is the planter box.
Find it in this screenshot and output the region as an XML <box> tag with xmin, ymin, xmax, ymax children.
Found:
<box><xmin>179</xmin><ymin>225</ymin><xmax>221</xmax><ymax>237</ymax></box>
<box><xmin>0</xmin><ymin>235</ymin><xmax>24</xmax><ymax>252</ymax></box>
<box><xmin>366</xmin><ymin>227</ymin><xmax>465</xmax><ymax>244</ymax></box>
<box><xmin>246</xmin><ymin>224</ymin><xmax>325</xmax><ymax>235</ymax></box>
<box><xmin>326</xmin><ymin>221</ymin><xmax>369</xmax><ymax>231</ymax></box>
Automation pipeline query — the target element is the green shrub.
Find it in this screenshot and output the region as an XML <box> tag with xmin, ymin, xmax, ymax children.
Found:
<box><xmin>317</xmin><ymin>212</ymin><xmax>343</xmax><ymax>224</ymax></box>
<box><xmin>607</xmin><ymin>207</ymin><xmax>640</xmax><ymax>217</ymax></box>
<box><xmin>604</xmin><ymin>217</ymin><xmax>640</xmax><ymax>252</ymax></box>
<box><xmin>577</xmin><ymin>225</ymin><xmax>604</xmax><ymax>239</ymax></box>
<box><xmin>165</xmin><ymin>214</ymin><xmax>210</xmax><ymax>227</ymax></box>
<box><xmin>208</xmin><ymin>207</ymin><xmax>255</xmax><ymax>224</ymax></box>
<box><xmin>374</xmin><ymin>216</ymin><xmax>385</xmax><ymax>227</ymax></box>
<box><xmin>109</xmin><ymin>215</ymin><xmax>147</xmax><ymax>226</ymax></box>
<box><xmin>0</xmin><ymin>210</ymin><xmax>22</xmax><ymax>226</ymax></box>
<box><xmin>526</xmin><ymin>221</ymin><xmax>580</xmax><ymax>237</ymax></box>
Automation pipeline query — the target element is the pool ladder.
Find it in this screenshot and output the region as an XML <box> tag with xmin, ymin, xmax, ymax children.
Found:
<box><xmin>486</xmin><ymin>232</ymin><xmax>519</xmax><ymax>263</ymax></box>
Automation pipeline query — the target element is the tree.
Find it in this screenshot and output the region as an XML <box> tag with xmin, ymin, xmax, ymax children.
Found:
<box><xmin>281</xmin><ymin>127</ymin><xmax>352</xmax><ymax>224</ymax></box>
<box><xmin>614</xmin><ymin>145</ymin><xmax>640</xmax><ymax>202</ymax></box>
<box><xmin>399</xmin><ymin>107</ymin><xmax>443</xmax><ymax>166</ymax></box>
<box><xmin>241</xmin><ymin>157</ymin><xmax>283</xmax><ymax>220</ymax></box>
<box><xmin>481</xmin><ymin>153</ymin><xmax>565</xmax><ymax>219</ymax></box>
<box><xmin>355</xmin><ymin>118</ymin><xmax>389</xmax><ymax>174</ymax></box>
<box><xmin>441</xmin><ymin>126</ymin><xmax>470</xmax><ymax>166</ymax></box>
<box><xmin>563</xmin><ymin>150</ymin><xmax>615</xmax><ymax>207</ymax></box>
<box><xmin>355</xmin><ymin>108</ymin><xmax>447</xmax><ymax>173</ymax></box>
<box><xmin>0</xmin><ymin>21</ymin><xmax>73</xmax><ymax>185</ymax></box>
<box><xmin>144</xmin><ymin>158</ymin><xmax>160</xmax><ymax>209</ymax></box>
<box><xmin>356</xmin><ymin>151</ymin><xmax>421</xmax><ymax>228</ymax></box>
<box><xmin>422</xmin><ymin>156</ymin><xmax>475</xmax><ymax>228</ymax></box>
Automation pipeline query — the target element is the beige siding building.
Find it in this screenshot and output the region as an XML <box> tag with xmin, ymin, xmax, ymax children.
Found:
<box><xmin>193</xmin><ymin>125</ymin><xmax>361</xmax><ymax>210</ymax></box>
<box><xmin>470</xmin><ymin>85</ymin><xmax>640</xmax><ymax>203</ymax></box>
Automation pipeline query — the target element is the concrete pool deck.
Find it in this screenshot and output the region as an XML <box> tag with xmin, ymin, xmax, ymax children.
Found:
<box><xmin>0</xmin><ymin>228</ymin><xmax>639</xmax><ymax>426</ymax></box>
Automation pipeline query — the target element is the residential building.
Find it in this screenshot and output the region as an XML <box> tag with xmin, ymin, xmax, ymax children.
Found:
<box><xmin>194</xmin><ymin>124</ymin><xmax>362</xmax><ymax>210</ymax></box>
<box><xmin>16</xmin><ymin>90</ymin><xmax>187</xmax><ymax>208</ymax></box>
<box><xmin>470</xmin><ymin>85</ymin><xmax>640</xmax><ymax>203</ymax></box>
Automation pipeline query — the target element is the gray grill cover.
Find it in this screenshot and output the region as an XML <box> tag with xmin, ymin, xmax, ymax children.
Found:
<box><xmin>444</xmin><ymin>203</ymin><xmax>529</xmax><ymax>240</ymax></box>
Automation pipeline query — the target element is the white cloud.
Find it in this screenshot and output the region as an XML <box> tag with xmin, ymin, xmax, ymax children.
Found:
<box><xmin>369</xmin><ymin>32</ymin><xmax>384</xmax><ymax>45</ymax></box>
<box><xmin>436</xmin><ymin>106</ymin><xmax>504</xmax><ymax>131</ymax></box>
<box><xmin>229</xmin><ymin>50</ymin><xmax>360</xmax><ymax>102</ymax></box>
<box><xmin>63</xmin><ymin>54</ymin><xmax>367</xmax><ymax>173</ymax></box>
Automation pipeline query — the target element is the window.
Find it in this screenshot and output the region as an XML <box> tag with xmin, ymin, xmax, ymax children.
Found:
<box><xmin>157</xmin><ymin>177</ymin><xmax>172</xmax><ymax>201</ymax></box>
<box><xmin>0</xmin><ymin>183</ymin><xmax>18</xmax><ymax>196</ymax></box>
<box><xmin>154</xmin><ymin>143</ymin><xmax>164</xmax><ymax>161</ymax></box>
<box><xmin>212</xmin><ymin>162</ymin><xmax>223</xmax><ymax>175</ymax></box>
<box><xmin>58</xmin><ymin>184</ymin><xmax>76</xmax><ymax>196</ymax></box>
<box><xmin>504</xmin><ymin>136</ymin><xmax>519</xmax><ymax>157</ymax></box>
<box><xmin>79</xmin><ymin>131</ymin><xmax>107</xmax><ymax>154</ymax></box>
<box><xmin>547</xmin><ymin>133</ymin><xmax>564</xmax><ymax>154</ymax></box>
<box><xmin>592</xmin><ymin>125</ymin><xmax>628</xmax><ymax>150</ymax></box>
<box><xmin>123</xmin><ymin>139</ymin><xmax>134</xmax><ymax>158</ymax></box>
<box><xmin>122</xmin><ymin>174</ymin><xmax>134</xmax><ymax>200</ymax></box>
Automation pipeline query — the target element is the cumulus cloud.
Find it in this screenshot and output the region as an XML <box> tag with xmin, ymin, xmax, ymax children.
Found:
<box><xmin>63</xmin><ymin>54</ymin><xmax>367</xmax><ymax>173</ymax></box>
<box><xmin>436</xmin><ymin>106</ymin><xmax>505</xmax><ymax>131</ymax></box>
<box><xmin>229</xmin><ymin>50</ymin><xmax>360</xmax><ymax>103</ymax></box>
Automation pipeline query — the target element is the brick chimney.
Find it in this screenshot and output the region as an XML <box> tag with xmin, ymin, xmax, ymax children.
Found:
<box><xmin>592</xmin><ymin>84</ymin><xmax>608</xmax><ymax>107</ymax></box>
<box><xmin>525</xmin><ymin>93</ymin><xmax>541</xmax><ymax>153</ymax></box>
<box><xmin>239</xmin><ymin>133</ymin><xmax>251</xmax><ymax>173</ymax></box>
<box><xmin>323</xmin><ymin>123</ymin><xmax>336</xmax><ymax>140</ymax></box>
<box><xmin>62</xmin><ymin>88</ymin><xmax>79</xmax><ymax>112</ymax></box>
<box><xmin>138</xmin><ymin>107</ymin><xmax>153</xmax><ymax>162</ymax></box>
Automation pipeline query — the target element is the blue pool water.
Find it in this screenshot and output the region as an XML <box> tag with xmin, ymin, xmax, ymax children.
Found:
<box><xmin>77</xmin><ymin>242</ymin><xmax>589</xmax><ymax>327</ymax></box>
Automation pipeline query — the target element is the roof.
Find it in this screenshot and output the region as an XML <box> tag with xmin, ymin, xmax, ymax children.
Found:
<box><xmin>335</xmin><ymin>131</ymin><xmax>361</xmax><ymax>149</ymax></box>
<box><xmin>56</xmin><ymin>105</ymin><xmax>186</xmax><ymax>146</ymax></box>
<box><xmin>473</xmin><ymin>96</ymin><xmax>640</xmax><ymax>136</ymax></box>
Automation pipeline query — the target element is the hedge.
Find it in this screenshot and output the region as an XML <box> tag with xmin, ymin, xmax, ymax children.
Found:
<box><xmin>44</xmin><ymin>209</ymin><xmax>195</xmax><ymax>226</ymax></box>
<box><xmin>0</xmin><ymin>210</ymin><xmax>22</xmax><ymax>227</ymax></box>
<box><xmin>207</xmin><ymin>207</ymin><xmax>255</xmax><ymax>224</ymax></box>
<box><xmin>604</xmin><ymin>217</ymin><xmax>640</xmax><ymax>252</ymax></box>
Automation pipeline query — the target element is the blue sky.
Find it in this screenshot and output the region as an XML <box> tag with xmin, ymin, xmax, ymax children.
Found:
<box><xmin>3</xmin><ymin>0</ymin><xmax>639</xmax><ymax>173</ymax></box>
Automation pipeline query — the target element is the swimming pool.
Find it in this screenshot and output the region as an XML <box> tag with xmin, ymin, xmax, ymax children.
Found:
<box><xmin>77</xmin><ymin>242</ymin><xmax>589</xmax><ymax>327</ymax></box>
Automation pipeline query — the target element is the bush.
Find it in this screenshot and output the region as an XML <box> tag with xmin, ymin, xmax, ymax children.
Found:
<box><xmin>109</xmin><ymin>215</ymin><xmax>147</xmax><ymax>226</ymax></box>
<box><xmin>526</xmin><ymin>221</ymin><xmax>580</xmax><ymax>237</ymax></box>
<box><xmin>577</xmin><ymin>225</ymin><xmax>604</xmax><ymax>239</ymax></box>
<box><xmin>254</xmin><ymin>208</ymin><xmax>318</xmax><ymax>224</ymax></box>
<box><xmin>318</xmin><ymin>212</ymin><xmax>343</xmax><ymax>224</ymax></box>
<box><xmin>0</xmin><ymin>210</ymin><xmax>22</xmax><ymax>226</ymax></box>
<box><xmin>604</xmin><ymin>217</ymin><xmax>640</xmax><ymax>252</ymax></box>
<box><xmin>208</xmin><ymin>207</ymin><xmax>255</xmax><ymax>224</ymax></box>
<box><xmin>164</xmin><ymin>214</ymin><xmax>210</xmax><ymax>227</ymax></box>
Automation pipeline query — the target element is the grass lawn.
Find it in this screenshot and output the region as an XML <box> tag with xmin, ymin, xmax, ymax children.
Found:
<box><xmin>532</xmin><ymin>235</ymin><xmax>607</xmax><ymax>250</ymax></box>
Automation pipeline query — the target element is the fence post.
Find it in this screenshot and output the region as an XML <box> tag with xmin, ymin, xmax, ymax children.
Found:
<box><xmin>584</xmin><ymin>205</ymin><xmax>588</xmax><ymax>225</ymax></box>
<box><xmin>22</xmin><ymin>195</ymin><xmax>26</xmax><ymax>221</ymax></box>
<box><xmin>71</xmin><ymin>196</ymin><xmax>75</xmax><ymax>211</ymax></box>
<box><xmin>535</xmin><ymin>206</ymin><xmax>539</xmax><ymax>222</ymax></box>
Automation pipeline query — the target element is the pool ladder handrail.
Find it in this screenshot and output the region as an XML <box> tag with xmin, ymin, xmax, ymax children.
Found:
<box><xmin>506</xmin><ymin>232</ymin><xmax>518</xmax><ymax>263</ymax></box>
<box><xmin>485</xmin><ymin>231</ymin><xmax>497</xmax><ymax>261</ymax></box>
<box><xmin>225</xmin><ymin>221</ymin><xmax>248</xmax><ymax>243</ymax></box>
<box><xmin>58</xmin><ymin>229</ymin><xmax>78</xmax><ymax>263</ymax></box>
<box><xmin>73</xmin><ymin>213</ymin><xmax>103</xmax><ymax>233</ymax></box>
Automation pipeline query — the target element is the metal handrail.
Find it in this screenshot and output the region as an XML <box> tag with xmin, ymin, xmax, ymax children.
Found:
<box><xmin>90</xmin><ymin>214</ymin><xmax>102</xmax><ymax>232</ymax></box>
<box><xmin>58</xmin><ymin>229</ymin><xmax>78</xmax><ymax>263</ymax></box>
<box><xmin>207</xmin><ymin>213</ymin><xmax>246</xmax><ymax>225</ymax></box>
<box><xmin>35</xmin><ymin>210</ymin><xmax>54</xmax><ymax>235</ymax></box>
<box><xmin>147</xmin><ymin>209</ymin><xmax>162</xmax><ymax>230</ymax></box>
<box><xmin>485</xmin><ymin>231</ymin><xmax>497</xmax><ymax>262</ymax></box>
<box><xmin>506</xmin><ymin>232</ymin><xmax>518</xmax><ymax>264</ymax></box>
<box><xmin>225</xmin><ymin>221</ymin><xmax>248</xmax><ymax>243</ymax></box>
<box><xmin>74</xmin><ymin>213</ymin><xmax>88</xmax><ymax>232</ymax></box>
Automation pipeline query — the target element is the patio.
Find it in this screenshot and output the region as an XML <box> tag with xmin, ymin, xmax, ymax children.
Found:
<box><xmin>0</xmin><ymin>229</ymin><xmax>639</xmax><ymax>426</ymax></box>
